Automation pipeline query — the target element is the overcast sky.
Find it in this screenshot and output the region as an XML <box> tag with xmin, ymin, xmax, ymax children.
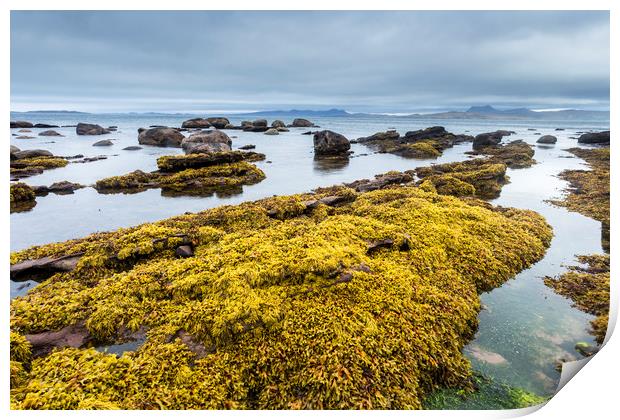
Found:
<box><xmin>10</xmin><ymin>11</ymin><xmax>610</xmax><ymax>113</ymax></box>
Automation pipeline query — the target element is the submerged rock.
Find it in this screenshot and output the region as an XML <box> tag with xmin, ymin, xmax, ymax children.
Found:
<box><xmin>38</xmin><ymin>130</ymin><xmax>63</xmax><ymax>137</ymax></box>
<box><xmin>76</xmin><ymin>123</ymin><xmax>110</xmax><ymax>136</ymax></box>
<box><xmin>123</xmin><ymin>146</ymin><xmax>143</xmax><ymax>151</ymax></box>
<box><xmin>92</xmin><ymin>140</ymin><xmax>114</xmax><ymax>146</ymax></box>
<box><xmin>313</xmin><ymin>130</ymin><xmax>351</xmax><ymax>156</ymax></box>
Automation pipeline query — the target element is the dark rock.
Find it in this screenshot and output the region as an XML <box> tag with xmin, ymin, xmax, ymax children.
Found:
<box><xmin>181</xmin><ymin>118</ymin><xmax>211</xmax><ymax>129</ymax></box>
<box><xmin>10</xmin><ymin>121</ymin><xmax>33</xmax><ymax>128</ymax></box>
<box><xmin>207</xmin><ymin>117</ymin><xmax>230</xmax><ymax>129</ymax></box>
<box><xmin>34</xmin><ymin>123</ymin><xmax>59</xmax><ymax>128</ymax></box>
<box><xmin>243</xmin><ymin>125</ymin><xmax>269</xmax><ymax>132</ymax></box>
<box><xmin>301</xmin><ymin>131</ymin><xmax>315</xmax><ymax>135</ymax></box>
<box><xmin>239</xmin><ymin>144</ymin><xmax>256</xmax><ymax>150</ymax></box>
<box><xmin>138</xmin><ymin>127</ymin><xmax>184</xmax><ymax>147</ymax></box>
<box><xmin>367</xmin><ymin>239</ymin><xmax>395</xmax><ymax>255</ymax></box>
<box><xmin>357</xmin><ymin>130</ymin><xmax>400</xmax><ymax>142</ymax></box>
<box><xmin>313</xmin><ymin>130</ymin><xmax>351</xmax><ymax>156</ymax></box>
<box><xmin>35</xmin><ymin>181</ymin><xmax>85</xmax><ymax>196</ymax></box>
<box><xmin>123</xmin><ymin>146</ymin><xmax>143</xmax><ymax>151</ymax></box>
<box><xmin>578</xmin><ymin>131</ymin><xmax>610</xmax><ymax>144</ymax></box>
<box><xmin>537</xmin><ymin>135</ymin><xmax>557</xmax><ymax>144</ymax></box>
<box><xmin>25</xmin><ymin>322</ymin><xmax>92</xmax><ymax>358</ymax></box>
<box><xmin>345</xmin><ymin>171</ymin><xmax>414</xmax><ymax>193</ymax></box>
<box><xmin>555</xmin><ymin>128</ymin><xmax>565</xmax><ymax>131</ymax></box>
<box><xmin>473</xmin><ymin>130</ymin><xmax>514</xmax><ymax>150</ymax></box>
<box><xmin>289</xmin><ymin>118</ymin><xmax>316</xmax><ymax>127</ymax></box>
<box><xmin>175</xmin><ymin>245</ymin><xmax>194</xmax><ymax>258</ymax></box>
<box><xmin>13</xmin><ymin>149</ymin><xmax>53</xmax><ymax>159</ymax></box>
<box><xmin>403</xmin><ymin>126</ymin><xmax>449</xmax><ymax>141</ymax></box>
<box><xmin>271</xmin><ymin>119</ymin><xmax>286</xmax><ymax>128</ymax></box>
<box><xmin>252</xmin><ymin>119</ymin><xmax>268</xmax><ymax>127</ymax></box>
<box><xmin>76</xmin><ymin>123</ymin><xmax>110</xmax><ymax>135</ymax></box>
<box><xmin>10</xmin><ymin>252</ymin><xmax>84</xmax><ymax>281</ymax></box>
<box><xmin>38</xmin><ymin>130</ymin><xmax>63</xmax><ymax>137</ymax></box>
<box><xmin>92</xmin><ymin>139</ymin><xmax>114</xmax><ymax>146</ymax></box>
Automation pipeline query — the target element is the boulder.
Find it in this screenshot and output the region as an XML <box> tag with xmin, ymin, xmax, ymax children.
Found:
<box><xmin>38</xmin><ymin>130</ymin><xmax>63</xmax><ymax>137</ymax></box>
<box><xmin>403</xmin><ymin>126</ymin><xmax>448</xmax><ymax>141</ymax></box>
<box><xmin>578</xmin><ymin>131</ymin><xmax>610</xmax><ymax>144</ymax></box>
<box><xmin>264</xmin><ymin>128</ymin><xmax>279</xmax><ymax>135</ymax></box>
<box><xmin>34</xmin><ymin>123</ymin><xmax>59</xmax><ymax>128</ymax></box>
<box><xmin>184</xmin><ymin>142</ymin><xmax>232</xmax><ymax>154</ymax></box>
<box><xmin>252</xmin><ymin>119</ymin><xmax>268</xmax><ymax>127</ymax></box>
<box><xmin>13</xmin><ymin>149</ymin><xmax>54</xmax><ymax>159</ymax></box>
<box><xmin>138</xmin><ymin>127</ymin><xmax>184</xmax><ymax>147</ymax></box>
<box><xmin>537</xmin><ymin>135</ymin><xmax>557</xmax><ymax>144</ymax></box>
<box><xmin>289</xmin><ymin>118</ymin><xmax>316</xmax><ymax>128</ymax></box>
<box><xmin>10</xmin><ymin>121</ymin><xmax>33</xmax><ymax>128</ymax></box>
<box><xmin>181</xmin><ymin>130</ymin><xmax>232</xmax><ymax>154</ymax></box>
<box><xmin>313</xmin><ymin>130</ymin><xmax>351</xmax><ymax>156</ymax></box>
<box><xmin>76</xmin><ymin>123</ymin><xmax>110</xmax><ymax>135</ymax></box>
<box><xmin>271</xmin><ymin>120</ymin><xmax>286</xmax><ymax>128</ymax></box>
<box><xmin>207</xmin><ymin>117</ymin><xmax>230</xmax><ymax>129</ymax></box>
<box><xmin>473</xmin><ymin>130</ymin><xmax>514</xmax><ymax>150</ymax></box>
<box><xmin>181</xmin><ymin>118</ymin><xmax>211</xmax><ymax>129</ymax></box>
<box><xmin>93</xmin><ymin>139</ymin><xmax>114</xmax><ymax>146</ymax></box>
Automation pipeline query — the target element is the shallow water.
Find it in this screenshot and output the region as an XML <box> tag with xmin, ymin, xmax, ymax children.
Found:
<box><xmin>9</xmin><ymin>111</ymin><xmax>609</xmax><ymax>393</ymax></box>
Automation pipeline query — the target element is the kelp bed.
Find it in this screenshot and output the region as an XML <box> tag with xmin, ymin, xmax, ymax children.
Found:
<box><xmin>95</xmin><ymin>151</ymin><xmax>266</xmax><ymax>196</ymax></box>
<box><xmin>10</xmin><ymin>178</ymin><xmax>552</xmax><ymax>409</ymax></box>
<box><xmin>544</xmin><ymin>255</ymin><xmax>610</xmax><ymax>345</ymax></box>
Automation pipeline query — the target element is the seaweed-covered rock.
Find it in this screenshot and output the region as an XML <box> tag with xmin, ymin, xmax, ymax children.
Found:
<box><xmin>76</xmin><ymin>123</ymin><xmax>110</xmax><ymax>136</ymax></box>
<box><xmin>9</xmin><ymin>182</ymin><xmax>552</xmax><ymax>409</ymax></box>
<box><xmin>537</xmin><ymin>135</ymin><xmax>557</xmax><ymax>144</ymax></box>
<box><xmin>157</xmin><ymin>151</ymin><xmax>265</xmax><ymax>172</ymax></box>
<box><xmin>10</xmin><ymin>182</ymin><xmax>37</xmax><ymax>213</ymax></box>
<box><xmin>10</xmin><ymin>156</ymin><xmax>69</xmax><ymax>180</ymax></box>
<box><xmin>473</xmin><ymin>130</ymin><xmax>514</xmax><ymax>150</ymax></box>
<box><xmin>467</xmin><ymin>140</ymin><xmax>536</xmax><ymax>169</ymax></box>
<box><xmin>577</xmin><ymin>131</ymin><xmax>610</xmax><ymax>144</ymax></box>
<box><xmin>11</xmin><ymin>121</ymin><xmax>34</xmax><ymax>128</ymax></box>
<box><xmin>313</xmin><ymin>130</ymin><xmax>350</xmax><ymax>156</ymax></box>
<box><xmin>138</xmin><ymin>127</ymin><xmax>184</xmax><ymax>147</ymax></box>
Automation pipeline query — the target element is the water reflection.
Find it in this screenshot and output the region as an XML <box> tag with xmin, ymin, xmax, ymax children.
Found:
<box><xmin>313</xmin><ymin>155</ymin><xmax>350</xmax><ymax>173</ymax></box>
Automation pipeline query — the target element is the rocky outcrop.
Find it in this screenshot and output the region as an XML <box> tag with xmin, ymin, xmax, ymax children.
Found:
<box><xmin>537</xmin><ymin>135</ymin><xmax>557</xmax><ymax>144</ymax></box>
<box><xmin>473</xmin><ymin>130</ymin><xmax>514</xmax><ymax>150</ymax></box>
<box><xmin>10</xmin><ymin>121</ymin><xmax>33</xmax><ymax>128</ymax></box>
<box><xmin>578</xmin><ymin>131</ymin><xmax>610</xmax><ymax>144</ymax></box>
<box><xmin>138</xmin><ymin>127</ymin><xmax>184</xmax><ymax>147</ymax></box>
<box><xmin>289</xmin><ymin>118</ymin><xmax>317</xmax><ymax>128</ymax></box>
<box><xmin>38</xmin><ymin>130</ymin><xmax>63</xmax><ymax>137</ymax></box>
<box><xmin>76</xmin><ymin>123</ymin><xmax>110</xmax><ymax>135</ymax></box>
<box><xmin>313</xmin><ymin>130</ymin><xmax>351</xmax><ymax>156</ymax></box>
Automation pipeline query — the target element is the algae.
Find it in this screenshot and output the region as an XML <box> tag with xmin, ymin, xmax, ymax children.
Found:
<box><xmin>544</xmin><ymin>255</ymin><xmax>610</xmax><ymax>345</ymax></box>
<box><xmin>10</xmin><ymin>183</ymin><xmax>37</xmax><ymax>213</ymax></box>
<box><xmin>10</xmin><ymin>157</ymin><xmax>69</xmax><ymax>180</ymax></box>
<box><xmin>10</xmin><ymin>180</ymin><xmax>552</xmax><ymax>409</ymax></box>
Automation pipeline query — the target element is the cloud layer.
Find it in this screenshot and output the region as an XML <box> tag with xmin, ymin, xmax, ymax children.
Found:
<box><xmin>10</xmin><ymin>11</ymin><xmax>610</xmax><ymax>112</ymax></box>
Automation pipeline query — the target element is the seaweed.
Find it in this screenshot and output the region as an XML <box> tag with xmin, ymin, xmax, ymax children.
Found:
<box><xmin>10</xmin><ymin>183</ymin><xmax>37</xmax><ymax>213</ymax></box>
<box><xmin>10</xmin><ymin>182</ymin><xmax>552</xmax><ymax>409</ymax></box>
<box><xmin>544</xmin><ymin>255</ymin><xmax>610</xmax><ymax>344</ymax></box>
<box><xmin>10</xmin><ymin>157</ymin><xmax>69</xmax><ymax>180</ymax></box>
<box><xmin>466</xmin><ymin>140</ymin><xmax>536</xmax><ymax>169</ymax></box>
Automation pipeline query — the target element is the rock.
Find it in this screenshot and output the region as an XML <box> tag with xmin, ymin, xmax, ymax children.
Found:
<box><xmin>537</xmin><ymin>135</ymin><xmax>557</xmax><ymax>144</ymax></box>
<box><xmin>13</xmin><ymin>149</ymin><xmax>54</xmax><ymax>159</ymax></box>
<box><xmin>555</xmin><ymin>128</ymin><xmax>565</xmax><ymax>131</ymax></box>
<box><xmin>313</xmin><ymin>130</ymin><xmax>351</xmax><ymax>156</ymax></box>
<box><xmin>184</xmin><ymin>142</ymin><xmax>232</xmax><ymax>154</ymax></box>
<box><xmin>357</xmin><ymin>130</ymin><xmax>400</xmax><ymax>142</ymax></box>
<box><xmin>239</xmin><ymin>144</ymin><xmax>256</xmax><ymax>150</ymax></box>
<box><xmin>403</xmin><ymin>126</ymin><xmax>448</xmax><ymax>141</ymax></box>
<box><xmin>25</xmin><ymin>322</ymin><xmax>92</xmax><ymax>358</ymax></box>
<box><xmin>289</xmin><ymin>118</ymin><xmax>316</xmax><ymax>127</ymax></box>
<box><xmin>138</xmin><ymin>127</ymin><xmax>184</xmax><ymax>147</ymax></box>
<box><xmin>578</xmin><ymin>131</ymin><xmax>610</xmax><ymax>144</ymax></box>
<box><xmin>207</xmin><ymin>117</ymin><xmax>230</xmax><ymax>129</ymax></box>
<box><xmin>252</xmin><ymin>119</ymin><xmax>268</xmax><ymax>127</ymax></box>
<box><xmin>76</xmin><ymin>123</ymin><xmax>110</xmax><ymax>135</ymax></box>
<box><xmin>123</xmin><ymin>146</ymin><xmax>143</xmax><ymax>151</ymax></box>
<box><xmin>46</xmin><ymin>181</ymin><xmax>84</xmax><ymax>195</ymax></box>
<box><xmin>575</xmin><ymin>342</ymin><xmax>597</xmax><ymax>357</ymax></box>
<box><xmin>181</xmin><ymin>130</ymin><xmax>233</xmax><ymax>154</ymax></box>
<box><xmin>10</xmin><ymin>145</ymin><xmax>20</xmax><ymax>154</ymax></box>
<box><xmin>18</xmin><ymin>129</ymin><xmax>32</xmax><ymax>133</ymax></box>
<box><xmin>92</xmin><ymin>139</ymin><xmax>114</xmax><ymax>146</ymax></box>
<box><xmin>181</xmin><ymin>118</ymin><xmax>211</xmax><ymax>129</ymax></box>
<box><xmin>15</xmin><ymin>136</ymin><xmax>36</xmax><ymax>139</ymax></box>
<box><xmin>301</xmin><ymin>131</ymin><xmax>315</xmax><ymax>135</ymax></box>
<box><xmin>10</xmin><ymin>252</ymin><xmax>84</xmax><ymax>281</ymax></box>
<box><xmin>38</xmin><ymin>130</ymin><xmax>63</xmax><ymax>137</ymax></box>
<box><xmin>264</xmin><ymin>128</ymin><xmax>279</xmax><ymax>135</ymax></box>
<box><xmin>241</xmin><ymin>121</ymin><xmax>253</xmax><ymax>127</ymax></box>
<box><xmin>34</xmin><ymin>123</ymin><xmax>59</xmax><ymax>128</ymax></box>
<box><xmin>10</xmin><ymin>121</ymin><xmax>33</xmax><ymax>128</ymax></box>
<box><xmin>271</xmin><ymin>120</ymin><xmax>286</xmax><ymax>128</ymax></box>
<box><xmin>473</xmin><ymin>130</ymin><xmax>514</xmax><ymax>150</ymax></box>
<box><xmin>175</xmin><ymin>245</ymin><xmax>194</xmax><ymax>258</ymax></box>
<box><xmin>345</xmin><ymin>171</ymin><xmax>414</xmax><ymax>193</ymax></box>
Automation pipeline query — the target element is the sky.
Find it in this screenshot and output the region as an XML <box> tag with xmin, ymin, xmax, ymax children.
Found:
<box><xmin>10</xmin><ymin>11</ymin><xmax>610</xmax><ymax>113</ymax></box>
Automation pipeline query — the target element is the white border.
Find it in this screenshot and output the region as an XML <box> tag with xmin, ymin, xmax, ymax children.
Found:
<box><xmin>2</xmin><ymin>1</ymin><xmax>617</xmax><ymax>419</ymax></box>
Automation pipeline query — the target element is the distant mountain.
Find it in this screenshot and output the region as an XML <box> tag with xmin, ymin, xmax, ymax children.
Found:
<box><xmin>405</xmin><ymin>105</ymin><xmax>609</xmax><ymax>121</ymax></box>
<box><xmin>466</xmin><ymin>105</ymin><xmax>538</xmax><ymax>117</ymax></box>
<box><xmin>242</xmin><ymin>108</ymin><xmax>350</xmax><ymax>117</ymax></box>
<box><xmin>13</xmin><ymin>110</ymin><xmax>91</xmax><ymax>114</ymax></box>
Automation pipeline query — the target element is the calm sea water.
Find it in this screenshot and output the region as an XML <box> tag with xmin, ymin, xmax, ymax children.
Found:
<box><xmin>9</xmin><ymin>111</ymin><xmax>609</xmax><ymax>396</ymax></box>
